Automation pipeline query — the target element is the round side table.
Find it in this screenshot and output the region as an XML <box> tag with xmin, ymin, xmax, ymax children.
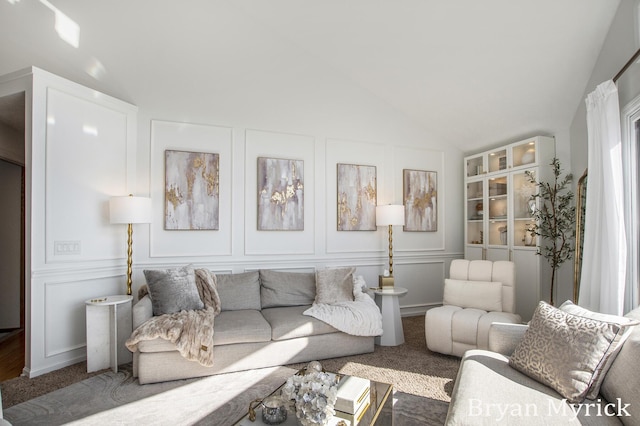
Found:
<box><xmin>373</xmin><ymin>286</ymin><xmax>408</xmax><ymax>346</ymax></box>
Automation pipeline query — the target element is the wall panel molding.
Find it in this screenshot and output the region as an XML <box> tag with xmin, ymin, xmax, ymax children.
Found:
<box><xmin>244</xmin><ymin>129</ymin><xmax>316</xmax><ymax>255</ymax></box>
<box><xmin>43</xmin><ymin>274</ymin><xmax>122</xmax><ymax>357</ymax></box>
<box><xmin>149</xmin><ymin>120</ymin><xmax>233</xmax><ymax>258</ymax></box>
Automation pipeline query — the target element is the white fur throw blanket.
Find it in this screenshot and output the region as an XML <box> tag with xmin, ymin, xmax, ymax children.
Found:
<box><xmin>125</xmin><ymin>269</ymin><xmax>220</xmax><ymax>367</ymax></box>
<box><xmin>304</xmin><ymin>275</ymin><xmax>383</xmax><ymax>336</ymax></box>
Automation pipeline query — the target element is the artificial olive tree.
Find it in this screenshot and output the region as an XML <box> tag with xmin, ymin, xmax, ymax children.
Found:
<box><xmin>526</xmin><ymin>158</ymin><xmax>575</xmax><ymax>306</ymax></box>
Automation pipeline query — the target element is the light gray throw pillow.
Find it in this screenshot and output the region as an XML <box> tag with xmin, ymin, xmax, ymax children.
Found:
<box><xmin>259</xmin><ymin>269</ymin><xmax>316</xmax><ymax>308</ymax></box>
<box><xmin>216</xmin><ymin>271</ymin><xmax>261</xmax><ymax>311</ymax></box>
<box><xmin>314</xmin><ymin>267</ymin><xmax>355</xmax><ymax>305</ymax></box>
<box><xmin>509</xmin><ymin>301</ymin><xmax>629</xmax><ymax>403</ymax></box>
<box><xmin>144</xmin><ymin>264</ymin><xmax>204</xmax><ymax>316</ymax></box>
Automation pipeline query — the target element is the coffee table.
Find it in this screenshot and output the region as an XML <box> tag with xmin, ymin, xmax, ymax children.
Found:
<box><xmin>233</xmin><ymin>374</ymin><xmax>393</xmax><ymax>425</ymax></box>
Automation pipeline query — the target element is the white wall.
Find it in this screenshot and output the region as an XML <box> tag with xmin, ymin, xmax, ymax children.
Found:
<box><xmin>1</xmin><ymin>62</ymin><xmax>464</xmax><ymax>376</ymax></box>
<box><xmin>0</xmin><ymin>67</ymin><xmax>138</xmax><ymax>377</ymax></box>
<box><xmin>568</xmin><ymin>0</ymin><xmax>640</xmax><ymax>305</ymax></box>
<box><xmin>133</xmin><ymin>54</ymin><xmax>465</xmax><ymax>318</ymax></box>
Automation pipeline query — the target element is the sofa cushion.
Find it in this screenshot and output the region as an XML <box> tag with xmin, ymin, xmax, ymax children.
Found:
<box><xmin>314</xmin><ymin>267</ymin><xmax>355</xmax><ymax>305</ymax></box>
<box><xmin>143</xmin><ymin>264</ymin><xmax>204</xmax><ymax>316</ymax></box>
<box><xmin>212</xmin><ymin>310</ymin><xmax>272</xmax><ymax>345</ymax></box>
<box><xmin>509</xmin><ymin>301</ymin><xmax>629</xmax><ymax>404</ymax></box>
<box><xmin>451</xmin><ymin>308</ymin><xmax>484</xmax><ymax>345</ymax></box>
<box><xmin>215</xmin><ymin>271</ymin><xmax>261</xmax><ymax>311</ymax></box>
<box><xmin>259</xmin><ymin>269</ymin><xmax>316</xmax><ymax>308</ymax></box>
<box><xmin>601</xmin><ymin>306</ymin><xmax>640</xmax><ymax>426</ymax></box>
<box><xmin>558</xmin><ymin>300</ymin><xmax>638</xmax><ymax>400</ymax></box>
<box><xmin>443</xmin><ymin>279</ymin><xmax>502</xmax><ymax>312</ymax></box>
<box><xmin>261</xmin><ymin>305</ymin><xmax>338</xmax><ymax>340</ymax></box>
<box><xmin>136</xmin><ymin>309</ymin><xmax>271</xmax><ymax>353</ymax></box>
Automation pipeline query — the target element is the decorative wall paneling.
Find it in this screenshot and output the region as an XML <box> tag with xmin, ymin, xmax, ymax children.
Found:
<box><xmin>149</xmin><ymin>120</ymin><xmax>233</xmax><ymax>258</ymax></box>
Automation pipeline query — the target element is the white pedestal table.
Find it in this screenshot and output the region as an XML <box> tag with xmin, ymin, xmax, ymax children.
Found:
<box><xmin>373</xmin><ymin>286</ymin><xmax>408</xmax><ymax>346</ymax></box>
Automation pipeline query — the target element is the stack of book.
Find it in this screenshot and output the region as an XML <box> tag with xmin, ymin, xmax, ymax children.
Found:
<box><xmin>334</xmin><ymin>376</ymin><xmax>371</xmax><ymax>426</ymax></box>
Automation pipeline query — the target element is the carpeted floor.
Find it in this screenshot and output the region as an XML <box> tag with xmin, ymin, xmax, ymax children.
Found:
<box><xmin>1</xmin><ymin>315</ymin><xmax>459</xmax><ymax>425</ymax></box>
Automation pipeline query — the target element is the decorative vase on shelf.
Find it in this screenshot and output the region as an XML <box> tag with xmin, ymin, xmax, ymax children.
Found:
<box><xmin>521</xmin><ymin>149</ymin><xmax>535</xmax><ymax>164</ymax></box>
<box><xmin>524</xmin><ymin>224</ymin><xmax>535</xmax><ymax>246</ymax></box>
<box><xmin>499</xmin><ymin>226</ymin><xmax>507</xmax><ymax>245</ymax></box>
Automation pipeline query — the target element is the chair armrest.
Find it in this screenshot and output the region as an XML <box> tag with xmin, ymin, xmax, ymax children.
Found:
<box><xmin>488</xmin><ymin>322</ymin><xmax>528</xmax><ymax>356</ymax></box>
<box><xmin>133</xmin><ymin>295</ymin><xmax>153</xmax><ymax>330</ymax></box>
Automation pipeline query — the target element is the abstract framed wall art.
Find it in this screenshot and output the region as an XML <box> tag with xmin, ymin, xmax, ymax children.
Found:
<box><xmin>403</xmin><ymin>169</ymin><xmax>437</xmax><ymax>231</ymax></box>
<box><xmin>257</xmin><ymin>157</ymin><xmax>304</xmax><ymax>231</ymax></box>
<box><xmin>337</xmin><ymin>163</ymin><xmax>377</xmax><ymax>231</ymax></box>
<box><xmin>165</xmin><ymin>150</ymin><xmax>220</xmax><ymax>230</ymax></box>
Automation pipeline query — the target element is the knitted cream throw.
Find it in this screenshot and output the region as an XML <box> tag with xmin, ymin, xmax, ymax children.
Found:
<box><xmin>125</xmin><ymin>269</ymin><xmax>220</xmax><ymax>367</ymax></box>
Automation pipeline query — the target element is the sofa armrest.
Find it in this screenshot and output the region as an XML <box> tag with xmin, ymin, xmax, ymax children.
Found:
<box><xmin>488</xmin><ymin>322</ymin><xmax>528</xmax><ymax>356</ymax></box>
<box><xmin>133</xmin><ymin>295</ymin><xmax>153</xmax><ymax>330</ymax></box>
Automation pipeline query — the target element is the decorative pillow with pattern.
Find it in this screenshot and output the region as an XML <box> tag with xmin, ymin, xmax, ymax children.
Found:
<box><xmin>314</xmin><ymin>267</ymin><xmax>355</xmax><ymax>305</ymax></box>
<box><xmin>558</xmin><ymin>300</ymin><xmax>639</xmax><ymax>399</ymax></box>
<box><xmin>509</xmin><ymin>301</ymin><xmax>632</xmax><ymax>403</ymax></box>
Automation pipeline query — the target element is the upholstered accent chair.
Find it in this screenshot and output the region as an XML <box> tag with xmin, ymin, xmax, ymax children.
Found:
<box><xmin>425</xmin><ymin>259</ymin><xmax>521</xmax><ymax>357</ymax></box>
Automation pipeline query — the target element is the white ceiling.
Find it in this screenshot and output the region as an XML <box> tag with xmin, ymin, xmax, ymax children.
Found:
<box><xmin>0</xmin><ymin>0</ymin><xmax>621</xmax><ymax>152</ymax></box>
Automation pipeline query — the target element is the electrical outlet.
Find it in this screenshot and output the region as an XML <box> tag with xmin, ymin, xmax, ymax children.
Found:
<box><xmin>54</xmin><ymin>240</ymin><xmax>81</xmax><ymax>255</ymax></box>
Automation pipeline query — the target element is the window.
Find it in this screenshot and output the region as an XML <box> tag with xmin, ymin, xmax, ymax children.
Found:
<box><xmin>622</xmin><ymin>95</ymin><xmax>640</xmax><ymax>311</ymax></box>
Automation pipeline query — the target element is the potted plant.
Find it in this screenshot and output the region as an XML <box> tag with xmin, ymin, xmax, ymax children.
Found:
<box><xmin>525</xmin><ymin>158</ymin><xmax>575</xmax><ymax>306</ymax></box>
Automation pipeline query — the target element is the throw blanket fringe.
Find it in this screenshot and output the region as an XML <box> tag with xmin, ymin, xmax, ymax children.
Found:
<box><xmin>125</xmin><ymin>269</ymin><xmax>220</xmax><ymax>367</ymax></box>
<box><xmin>304</xmin><ymin>275</ymin><xmax>383</xmax><ymax>336</ymax></box>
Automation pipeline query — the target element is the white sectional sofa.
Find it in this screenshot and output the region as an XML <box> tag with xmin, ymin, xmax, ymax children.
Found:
<box><xmin>130</xmin><ymin>269</ymin><xmax>375</xmax><ymax>384</ymax></box>
<box><xmin>445</xmin><ymin>304</ymin><xmax>640</xmax><ymax>425</ymax></box>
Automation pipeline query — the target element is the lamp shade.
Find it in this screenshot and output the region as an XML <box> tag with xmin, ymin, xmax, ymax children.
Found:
<box><xmin>109</xmin><ymin>196</ymin><xmax>152</xmax><ymax>224</ymax></box>
<box><xmin>376</xmin><ymin>204</ymin><xmax>405</xmax><ymax>226</ymax></box>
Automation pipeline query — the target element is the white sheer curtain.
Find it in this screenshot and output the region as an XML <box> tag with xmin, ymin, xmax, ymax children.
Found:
<box><xmin>579</xmin><ymin>80</ymin><xmax>627</xmax><ymax>315</ymax></box>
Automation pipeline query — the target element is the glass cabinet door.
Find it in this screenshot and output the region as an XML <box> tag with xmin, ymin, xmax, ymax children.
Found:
<box><xmin>466</xmin><ymin>180</ymin><xmax>484</xmax><ymax>245</ymax></box>
<box><xmin>466</xmin><ymin>155</ymin><xmax>484</xmax><ymax>178</ymax></box>
<box><xmin>487</xmin><ymin>175</ymin><xmax>508</xmax><ymax>246</ymax></box>
<box><xmin>512</xmin><ymin>170</ymin><xmax>537</xmax><ymax>247</ymax></box>
<box><xmin>487</xmin><ymin>148</ymin><xmax>507</xmax><ymax>173</ymax></box>
<box><xmin>512</xmin><ymin>139</ymin><xmax>537</xmax><ymax>169</ymax></box>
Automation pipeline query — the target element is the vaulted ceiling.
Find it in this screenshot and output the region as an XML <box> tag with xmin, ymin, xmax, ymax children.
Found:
<box><xmin>0</xmin><ymin>0</ymin><xmax>621</xmax><ymax>152</ymax></box>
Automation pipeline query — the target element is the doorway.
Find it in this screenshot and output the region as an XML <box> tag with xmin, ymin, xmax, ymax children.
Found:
<box><xmin>0</xmin><ymin>92</ymin><xmax>26</xmax><ymax>380</ymax></box>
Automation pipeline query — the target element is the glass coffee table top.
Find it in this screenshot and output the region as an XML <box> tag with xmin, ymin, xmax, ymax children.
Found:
<box><xmin>233</xmin><ymin>373</ymin><xmax>393</xmax><ymax>426</ymax></box>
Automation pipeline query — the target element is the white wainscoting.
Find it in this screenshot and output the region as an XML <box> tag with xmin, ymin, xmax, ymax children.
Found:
<box><xmin>29</xmin><ymin>269</ymin><xmax>125</xmax><ymax>377</ymax></box>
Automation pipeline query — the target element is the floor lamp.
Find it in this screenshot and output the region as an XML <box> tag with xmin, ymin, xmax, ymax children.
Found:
<box><xmin>376</xmin><ymin>204</ymin><xmax>405</xmax><ymax>290</ymax></box>
<box><xmin>109</xmin><ymin>195</ymin><xmax>151</xmax><ymax>295</ymax></box>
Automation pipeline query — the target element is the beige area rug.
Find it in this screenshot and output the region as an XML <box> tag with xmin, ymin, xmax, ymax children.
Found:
<box><xmin>2</xmin><ymin>316</ymin><xmax>458</xmax><ymax>425</ymax></box>
<box><xmin>289</xmin><ymin>316</ymin><xmax>460</xmax><ymax>403</ymax></box>
<box><xmin>4</xmin><ymin>364</ymin><xmax>297</xmax><ymax>425</ymax></box>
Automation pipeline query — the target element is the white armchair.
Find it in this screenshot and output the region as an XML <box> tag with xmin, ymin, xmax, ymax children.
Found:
<box><xmin>425</xmin><ymin>259</ymin><xmax>521</xmax><ymax>357</ymax></box>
